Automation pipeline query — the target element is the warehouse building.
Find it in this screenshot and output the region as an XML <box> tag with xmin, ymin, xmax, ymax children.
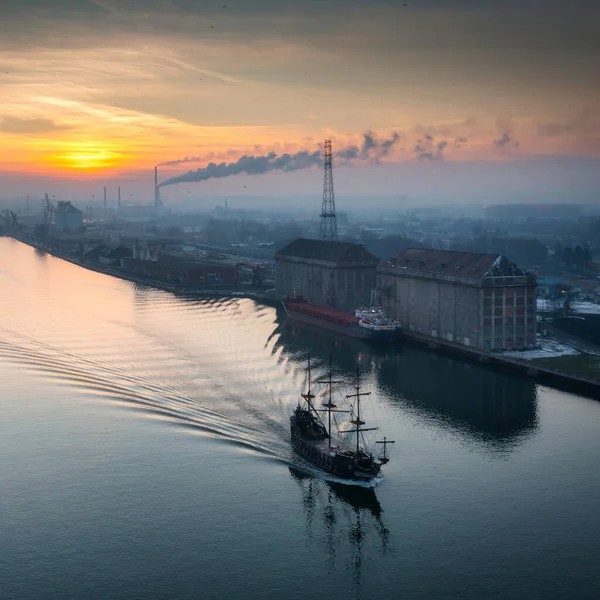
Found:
<box><xmin>275</xmin><ymin>238</ymin><xmax>379</xmax><ymax>312</ymax></box>
<box><xmin>54</xmin><ymin>201</ymin><xmax>83</xmax><ymax>232</ymax></box>
<box><xmin>378</xmin><ymin>248</ymin><xmax>537</xmax><ymax>351</ymax></box>
<box><xmin>124</xmin><ymin>257</ymin><xmax>235</xmax><ymax>285</ymax></box>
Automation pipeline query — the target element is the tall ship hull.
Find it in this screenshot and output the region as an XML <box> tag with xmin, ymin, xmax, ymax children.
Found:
<box><xmin>290</xmin><ymin>357</ymin><xmax>394</xmax><ymax>485</ymax></box>
<box><xmin>290</xmin><ymin>422</ymin><xmax>382</xmax><ymax>482</ymax></box>
<box><xmin>282</xmin><ymin>298</ymin><xmax>401</xmax><ymax>342</ymax></box>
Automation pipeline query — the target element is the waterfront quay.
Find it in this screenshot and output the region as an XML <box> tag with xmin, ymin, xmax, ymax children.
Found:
<box><xmin>7</xmin><ymin>235</ymin><xmax>600</xmax><ymax>400</ymax></box>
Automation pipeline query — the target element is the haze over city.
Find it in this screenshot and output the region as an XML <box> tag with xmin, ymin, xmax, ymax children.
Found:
<box><xmin>1</xmin><ymin>0</ymin><xmax>598</xmax><ymax>206</ymax></box>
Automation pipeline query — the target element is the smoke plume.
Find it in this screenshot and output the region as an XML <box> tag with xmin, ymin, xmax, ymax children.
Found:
<box><xmin>335</xmin><ymin>131</ymin><xmax>399</xmax><ymax>162</ymax></box>
<box><xmin>158</xmin><ymin>131</ymin><xmax>400</xmax><ymax>187</ymax></box>
<box><xmin>159</xmin><ymin>156</ymin><xmax>205</xmax><ymax>167</ymax></box>
<box><xmin>414</xmin><ymin>135</ymin><xmax>448</xmax><ymax>160</ymax></box>
<box><xmin>493</xmin><ymin>132</ymin><xmax>519</xmax><ymax>148</ymax></box>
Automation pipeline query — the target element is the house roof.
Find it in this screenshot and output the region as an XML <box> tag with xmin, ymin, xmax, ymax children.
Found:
<box><xmin>381</xmin><ymin>248</ymin><xmax>527</xmax><ymax>278</ymax></box>
<box><xmin>275</xmin><ymin>238</ymin><xmax>378</xmax><ymax>264</ymax></box>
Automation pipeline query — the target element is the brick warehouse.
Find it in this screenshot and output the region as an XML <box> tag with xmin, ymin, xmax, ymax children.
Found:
<box><xmin>377</xmin><ymin>248</ymin><xmax>537</xmax><ymax>351</ymax></box>
<box><xmin>275</xmin><ymin>238</ymin><xmax>379</xmax><ymax>312</ymax></box>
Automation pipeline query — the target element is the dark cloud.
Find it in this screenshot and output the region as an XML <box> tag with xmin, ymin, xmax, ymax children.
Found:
<box><xmin>454</xmin><ymin>136</ymin><xmax>468</xmax><ymax>147</ymax></box>
<box><xmin>159</xmin><ymin>131</ymin><xmax>401</xmax><ymax>187</ymax></box>
<box><xmin>414</xmin><ymin>135</ymin><xmax>448</xmax><ymax>160</ymax></box>
<box><xmin>538</xmin><ymin>105</ymin><xmax>600</xmax><ymax>137</ymax></box>
<box><xmin>0</xmin><ymin>116</ymin><xmax>71</xmax><ymax>134</ymax></box>
<box><xmin>2</xmin><ymin>1</ymin><xmax>598</xmax><ymax>94</ymax></box>
<box><xmin>493</xmin><ymin>132</ymin><xmax>519</xmax><ymax>148</ymax></box>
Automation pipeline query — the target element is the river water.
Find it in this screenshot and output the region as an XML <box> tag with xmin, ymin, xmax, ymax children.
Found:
<box><xmin>1</xmin><ymin>238</ymin><xmax>599</xmax><ymax>600</ymax></box>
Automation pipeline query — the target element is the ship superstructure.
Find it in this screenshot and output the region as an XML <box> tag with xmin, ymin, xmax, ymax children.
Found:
<box><xmin>355</xmin><ymin>290</ymin><xmax>402</xmax><ymax>334</ymax></box>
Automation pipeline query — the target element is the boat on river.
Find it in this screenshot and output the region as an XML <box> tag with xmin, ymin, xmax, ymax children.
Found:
<box><xmin>283</xmin><ymin>293</ymin><xmax>401</xmax><ymax>342</ymax></box>
<box><xmin>290</xmin><ymin>356</ymin><xmax>394</xmax><ymax>483</ymax></box>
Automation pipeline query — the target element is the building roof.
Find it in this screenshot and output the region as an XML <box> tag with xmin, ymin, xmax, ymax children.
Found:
<box><xmin>104</xmin><ymin>246</ymin><xmax>133</xmax><ymax>260</ymax></box>
<box><xmin>126</xmin><ymin>256</ymin><xmax>234</xmax><ymax>271</ymax></box>
<box><xmin>55</xmin><ymin>201</ymin><xmax>82</xmax><ymax>215</ymax></box>
<box><xmin>275</xmin><ymin>238</ymin><xmax>378</xmax><ymax>264</ymax></box>
<box><xmin>83</xmin><ymin>244</ymin><xmax>111</xmax><ymax>260</ymax></box>
<box><xmin>381</xmin><ymin>248</ymin><xmax>527</xmax><ymax>278</ymax></box>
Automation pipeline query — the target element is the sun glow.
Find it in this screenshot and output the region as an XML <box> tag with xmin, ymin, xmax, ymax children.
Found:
<box><xmin>51</xmin><ymin>146</ymin><xmax>126</xmax><ymax>170</ymax></box>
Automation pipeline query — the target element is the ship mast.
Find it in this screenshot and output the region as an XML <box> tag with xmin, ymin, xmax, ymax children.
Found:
<box><xmin>346</xmin><ymin>368</ymin><xmax>377</xmax><ymax>456</ymax></box>
<box><xmin>375</xmin><ymin>436</ymin><xmax>395</xmax><ymax>464</ymax></box>
<box><xmin>301</xmin><ymin>354</ymin><xmax>316</xmax><ymax>412</ymax></box>
<box><xmin>316</xmin><ymin>355</ymin><xmax>348</xmax><ymax>447</ymax></box>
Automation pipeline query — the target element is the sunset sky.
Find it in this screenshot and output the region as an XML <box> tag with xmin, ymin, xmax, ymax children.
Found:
<box><xmin>1</xmin><ymin>0</ymin><xmax>599</xmax><ymax>206</ymax></box>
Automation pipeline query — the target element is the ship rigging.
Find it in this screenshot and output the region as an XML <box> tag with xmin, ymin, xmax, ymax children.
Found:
<box><xmin>290</xmin><ymin>356</ymin><xmax>395</xmax><ymax>483</ymax></box>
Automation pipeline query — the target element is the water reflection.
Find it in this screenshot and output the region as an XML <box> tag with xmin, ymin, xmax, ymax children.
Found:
<box><xmin>289</xmin><ymin>467</ymin><xmax>389</xmax><ymax>596</ymax></box>
<box><xmin>275</xmin><ymin>318</ymin><xmax>538</xmax><ymax>451</ymax></box>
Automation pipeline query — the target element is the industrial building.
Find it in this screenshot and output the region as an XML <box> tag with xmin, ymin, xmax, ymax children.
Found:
<box><xmin>275</xmin><ymin>238</ymin><xmax>379</xmax><ymax>312</ymax></box>
<box><xmin>124</xmin><ymin>257</ymin><xmax>235</xmax><ymax>285</ymax></box>
<box><xmin>54</xmin><ymin>201</ymin><xmax>83</xmax><ymax>232</ymax></box>
<box><xmin>377</xmin><ymin>248</ymin><xmax>537</xmax><ymax>351</ymax></box>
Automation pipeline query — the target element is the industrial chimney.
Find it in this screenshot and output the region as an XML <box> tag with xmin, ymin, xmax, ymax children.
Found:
<box><xmin>118</xmin><ymin>186</ymin><xmax>121</xmax><ymax>209</ymax></box>
<box><xmin>154</xmin><ymin>166</ymin><xmax>161</xmax><ymax>208</ymax></box>
<box><xmin>103</xmin><ymin>186</ymin><xmax>107</xmax><ymax>213</ymax></box>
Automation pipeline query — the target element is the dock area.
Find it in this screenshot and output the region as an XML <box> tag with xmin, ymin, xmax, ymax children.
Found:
<box><xmin>6</xmin><ymin>234</ymin><xmax>600</xmax><ymax>401</ymax></box>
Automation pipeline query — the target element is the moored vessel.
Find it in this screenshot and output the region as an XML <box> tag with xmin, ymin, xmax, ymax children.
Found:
<box><xmin>290</xmin><ymin>356</ymin><xmax>394</xmax><ymax>484</ymax></box>
<box><xmin>354</xmin><ymin>290</ymin><xmax>402</xmax><ymax>338</ymax></box>
<box><xmin>283</xmin><ymin>294</ymin><xmax>401</xmax><ymax>341</ymax></box>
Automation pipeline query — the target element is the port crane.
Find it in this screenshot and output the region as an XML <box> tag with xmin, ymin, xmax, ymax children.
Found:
<box><xmin>9</xmin><ymin>211</ymin><xmax>20</xmax><ymax>231</ymax></box>
<box><xmin>35</xmin><ymin>194</ymin><xmax>54</xmax><ymax>239</ymax></box>
<box><xmin>42</xmin><ymin>193</ymin><xmax>54</xmax><ymax>226</ymax></box>
<box><xmin>2</xmin><ymin>209</ymin><xmax>18</xmax><ymax>231</ymax></box>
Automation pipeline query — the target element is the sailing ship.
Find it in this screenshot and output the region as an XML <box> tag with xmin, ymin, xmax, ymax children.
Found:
<box><xmin>290</xmin><ymin>356</ymin><xmax>394</xmax><ymax>483</ymax></box>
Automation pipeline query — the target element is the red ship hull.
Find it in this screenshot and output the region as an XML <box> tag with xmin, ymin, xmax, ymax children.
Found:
<box><xmin>282</xmin><ymin>299</ymin><xmax>368</xmax><ymax>339</ymax></box>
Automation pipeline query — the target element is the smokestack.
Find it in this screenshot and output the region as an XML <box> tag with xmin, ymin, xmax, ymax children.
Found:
<box><xmin>118</xmin><ymin>186</ymin><xmax>121</xmax><ymax>209</ymax></box>
<box><xmin>154</xmin><ymin>166</ymin><xmax>161</xmax><ymax>208</ymax></box>
<box><xmin>103</xmin><ymin>186</ymin><xmax>107</xmax><ymax>213</ymax></box>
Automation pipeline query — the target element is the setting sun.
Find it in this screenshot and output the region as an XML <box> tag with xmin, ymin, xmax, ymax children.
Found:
<box><xmin>52</xmin><ymin>147</ymin><xmax>125</xmax><ymax>170</ymax></box>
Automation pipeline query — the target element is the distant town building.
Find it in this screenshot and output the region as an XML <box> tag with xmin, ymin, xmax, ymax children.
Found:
<box><xmin>484</xmin><ymin>203</ymin><xmax>583</xmax><ymax>220</ymax></box>
<box><xmin>98</xmin><ymin>246</ymin><xmax>133</xmax><ymax>267</ymax></box>
<box><xmin>275</xmin><ymin>238</ymin><xmax>379</xmax><ymax>312</ymax></box>
<box><xmin>54</xmin><ymin>201</ymin><xmax>83</xmax><ymax>232</ymax></box>
<box><xmin>378</xmin><ymin>248</ymin><xmax>537</xmax><ymax>351</ymax></box>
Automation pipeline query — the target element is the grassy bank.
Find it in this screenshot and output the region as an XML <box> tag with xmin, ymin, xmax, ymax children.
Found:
<box><xmin>530</xmin><ymin>353</ymin><xmax>600</xmax><ymax>381</ymax></box>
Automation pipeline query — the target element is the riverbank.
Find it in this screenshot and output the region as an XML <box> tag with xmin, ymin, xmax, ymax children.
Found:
<box><xmin>399</xmin><ymin>329</ymin><xmax>600</xmax><ymax>401</ymax></box>
<box><xmin>8</xmin><ymin>235</ymin><xmax>600</xmax><ymax>400</ymax></box>
<box><xmin>8</xmin><ymin>234</ymin><xmax>280</xmax><ymax>306</ymax></box>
